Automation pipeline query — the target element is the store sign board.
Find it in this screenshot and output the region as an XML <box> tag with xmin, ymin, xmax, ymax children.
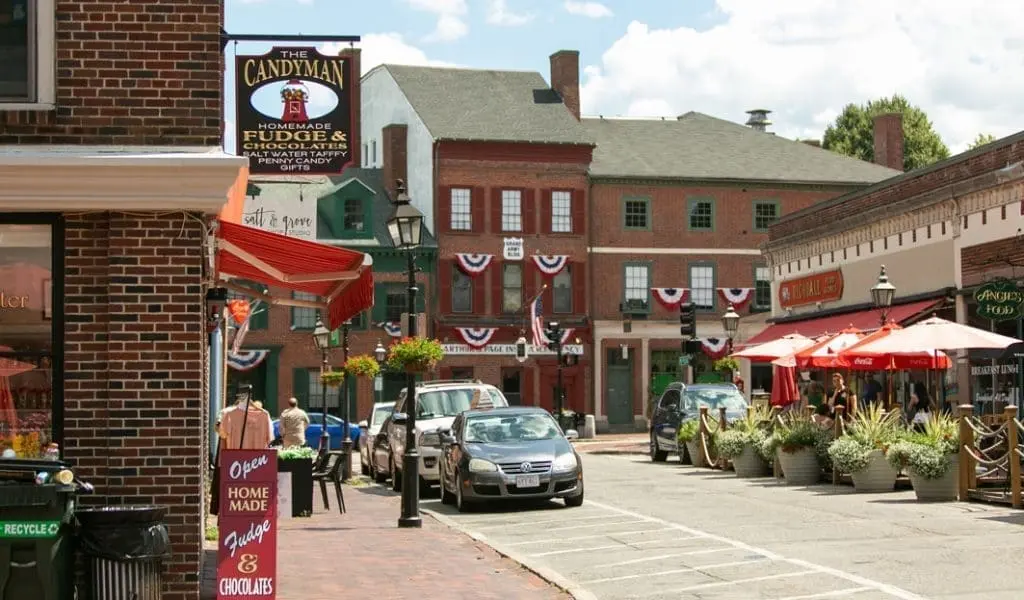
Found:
<box><xmin>242</xmin><ymin>197</ymin><xmax>316</xmax><ymax>240</ymax></box>
<box><xmin>971</xmin><ymin>363</ymin><xmax>1019</xmax><ymax>376</ymax></box>
<box><xmin>442</xmin><ymin>343</ymin><xmax>583</xmax><ymax>356</ymax></box>
<box><xmin>503</xmin><ymin>238</ymin><xmax>524</xmax><ymax>261</ymax></box>
<box><xmin>235</xmin><ymin>46</ymin><xmax>355</xmax><ymax>175</ymax></box>
<box><xmin>218</xmin><ymin>449</ymin><xmax>278</xmax><ymax>600</ymax></box>
<box><xmin>974</xmin><ymin>280</ymin><xmax>1024</xmax><ymax>322</ymax></box>
<box><xmin>778</xmin><ymin>269</ymin><xmax>844</xmax><ymax>309</ymax></box>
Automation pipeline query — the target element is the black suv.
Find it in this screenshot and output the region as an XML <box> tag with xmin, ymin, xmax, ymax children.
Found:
<box><xmin>649</xmin><ymin>382</ymin><xmax>748</xmax><ymax>462</ymax></box>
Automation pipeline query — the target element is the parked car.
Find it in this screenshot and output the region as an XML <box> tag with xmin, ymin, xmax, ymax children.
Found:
<box><xmin>272</xmin><ymin>411</ymin><xmax>361</xmax><ymax>451</ymax></box>
<box><xmin>438</xmin><ymin>406</ymin><xmax>583</xmax><ymax>512</ymax></box>
<box><xmin>387</xmin><ymin>379</ymin><xmax>510</xmax><ymax>493</ymax></box>
<box><xmin>359</xmin><ymin>402</ymin><xmax>394</xmax><ymax>476</ymax></box>
<box><xmin>370</xmin><ymin>413</ymin><xmax>393</xmax><ymax>483</ymax></box>
<box><xmin>650</xmin><ymin>383</ymin><xmax>748</xmax><ymax>462</ymax></box>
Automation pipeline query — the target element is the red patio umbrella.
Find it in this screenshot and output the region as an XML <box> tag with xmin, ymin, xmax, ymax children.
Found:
<box><xmin>773</xmin><ymin>327</ymin><xmax>864</xmax><ymax>369</ymax></box>
<box><xmin>731</xmin><ymin>333</ymin><xmax>815</xmax><ymax>363</ymax></box>
<box><xmin>770</xmin><ymin>365</ymin><xmax>800</xmax><ymax>407</ymax></box>
<box><xmin>837</xmin><ymin>322</ymin><xmax>952</xmax><ymax>370</ymax></box>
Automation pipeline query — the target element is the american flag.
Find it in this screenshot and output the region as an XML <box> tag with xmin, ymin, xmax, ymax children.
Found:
<box><xmin>530</xmin><ymin>294</ymin><xmax>548</xmax><ymax>347</ymax></box>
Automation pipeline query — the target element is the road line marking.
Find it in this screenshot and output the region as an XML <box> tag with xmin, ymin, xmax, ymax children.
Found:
<box><xmin>637</xmin><ymin>570</ymin><xmax>818</xmax><ymax>597</ymax></box>
<box><xmin>628</xmin><ymin>535</ymin><xmax>703</xmax><ymax>545</ymax></box>
<box><xmin>473</xmin><ymin>514</ymin><xmax>612</xmax><ymax>529</ymax></box>
<box><xmin>592</xmin><ymin>547</ymin><xmax>734</xmax><ymax>568</ymax></box>
<box><xmin>525</xmin><ymin>518</ymin><xmax>644</xmax><ymax>533</ymax></box>
<box><xmin>530</xmin><ymin>544</ymin><xmax>624</xmax><ymax>557</ymax></box>
<box><xmin>504</xmin><ymin>528</ymin><xmax>674</xmax><ymax>546</ymax></box>
<box><xmin>586</xmin><ymin>500</ymin><xmax>925</xmax><ymax>599</ymax></box>
<box><xmin>776</xmin><ymin>588</ymin><xmax>873</xmax><ymax>600</ymax></box>
<box><xmin>582</xmin><ymin>557</ymin><xmax>770</xmax><ymax>584</ymax></box>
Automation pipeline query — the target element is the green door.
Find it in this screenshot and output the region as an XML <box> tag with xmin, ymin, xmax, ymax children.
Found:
<box><xmin>606</xmin><ymin>349</ymin><xmax>633</xmax><ymax>426</ymax></box>
<box><xmin>650</xmin><ymin>350</ymin><xmax>683</xmax><ymax>398</ymax></box>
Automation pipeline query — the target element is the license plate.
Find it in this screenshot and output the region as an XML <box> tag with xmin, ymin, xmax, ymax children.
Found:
<box><xmin>516</xmin><ymin>474</ymin><xmax>540</xmax><ymax>488</ymax></box>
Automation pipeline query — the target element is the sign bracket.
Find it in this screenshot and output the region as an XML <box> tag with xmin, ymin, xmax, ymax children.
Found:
<box><xmin>221</xmin><ymin>29</ymin><xmax>361</xmax><ymax>52</ymax></box>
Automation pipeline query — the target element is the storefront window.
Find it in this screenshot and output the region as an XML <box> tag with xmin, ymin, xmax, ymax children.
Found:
<box><xmin>0</xmin><ymin>224</ymin><xmax>54</xmax><ymax>459</ymax></box>
<box><xmin>966</xmin><ymin>290</ymin><xmax>1023</xmax><ymax>415</ymax></box>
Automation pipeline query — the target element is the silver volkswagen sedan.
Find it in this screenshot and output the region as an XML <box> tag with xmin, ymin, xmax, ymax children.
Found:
<box><xmin>438</xmin><ymin>407</ymin><xmax>583</xmax><ymax>512</ymax></box>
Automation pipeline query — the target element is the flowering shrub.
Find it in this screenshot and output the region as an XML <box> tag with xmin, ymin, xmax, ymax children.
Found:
<box><xmin>885</xmin><ymin>413</ymin><xmax>960</xmax><ymax>480</ymax></box>
<box><xmin>344</xmin><ymin>354</ymin><xmax>381</xmax><ymax>379</ymax></box>
<box><xmin>826</xmin><ymin>405</ymin><xmax>901</xmax><ymax>474</ymax></box>
<box><xmin>827</xmin><ymin>437</ymin><xmax>872</xmax><ymax>474</ymax></box>
<box><xmin>676</xmin><ymin>420</ymin><xmax>700</xmax><ymax>444</ymax></box>
<box><xmin>385</xmin><ymin>337</ymin><xmax>445</xmax><ymax>372</ymax></box>
<box><xmin>715</xmin><ymin>428</ymin><xmax>768</xmax><ymax>460</ymax></box>
<box><xmin>320</xmin><ymin>370</ymin><xmax>346</xmax><ymax>387</ymax></box>
<box><xmin>278</xmin><ymin>446</ymin><xmax>317</xmax><ymax>460</ymax></box>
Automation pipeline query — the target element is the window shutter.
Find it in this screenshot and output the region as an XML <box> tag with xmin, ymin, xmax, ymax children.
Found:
<box><xmin>438</xmin><ymin>260</ymin><xmax>453</xmax><ymax>314</ymax></box>
<box><xmin>490</xmin><ymin>262</ymin><xmax>504</xmax><ymax>315</ymax></box>
<box><xmin>292</xmin><ymin>367</ymin><xmax>310</xmax><ymax>409</ymax></box>
<box><xmin>250</xmin><ymin>303</ymin><xmax>269</xmax><ymax>330</ymax></box>
<box><xmin>472</xmin><ymin>269</ymin><xmax>486</xmax><ymax>313</ymax></box>
<box><xmin>522</xmin><ymin>188</ymin><xmax>536</xmax><ymax>235</ymax></box>
<box><xmin>524</xmin><ymin>260</ymin><xmax>538</xmax><ymax>306</ymax></box>
<box><xmin>540</xmin><ymin>189</ymin><xmax>553</xmax><ymax>234</ymax></box>
<box><xmin>371</xmin><ymin>283</ymin><xmax>387</xmax><ymax>323</ymax></box>
<box><xmin>471</xmin><ymin>186</ymin><xmax>486</xmax><ymax>233</ymax></box>
<box><xmin>436</xmin><ymin>186</ymin><xmax>451</xmax><ymax>234</ymax></box>
<box><xmin>490</xmin><ymin>188</ymin><xmax>503</xmax><ymax>234</ymax></box>
<box><xmin>571</xmin><ymin>189</ymin><xmax>585</xmax><ymax>235</ymax></box>
<box><xmin>572</xmin><ymin>261</ymin><xmax>586</xmax><ymax>315</ymax></box>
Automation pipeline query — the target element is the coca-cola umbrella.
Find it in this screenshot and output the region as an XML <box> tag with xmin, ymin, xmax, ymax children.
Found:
<box><xmin>852</xmin><ymin>316</ymin><xmax>1023</xmax><ymax>354</ymax></box>
<box><xmin>731</xmin><ymin>333</ymin><xmax>815</xmax><ymax>362</ymax></box>
<box><xmin>837</xmin><ymin>322</ymin><xmax>952</xmax><ymax>371</ymax></box>
<box><xmin>772</xmin><ymin>327</ymin><xmax>864</xmax><ymax>369</ymax></box>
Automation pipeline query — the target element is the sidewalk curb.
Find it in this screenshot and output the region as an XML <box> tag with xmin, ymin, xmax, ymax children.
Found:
<box><xmin>422</xmin><ymin>507</ymin><xmax>599</xmax><ymax>600</ymax></box>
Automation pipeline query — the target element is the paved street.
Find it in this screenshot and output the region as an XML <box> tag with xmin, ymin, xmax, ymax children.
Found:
<box><xmin>422</xmin><ymin>453</ymin><xmax>1024</xmax><ymax>600</ymax></box>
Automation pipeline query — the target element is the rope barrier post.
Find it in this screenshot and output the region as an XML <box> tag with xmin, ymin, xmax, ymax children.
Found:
<box><xmin>832</xmin><ymin>405</ymin><xmax>845</xmax><ymax>485</ymax></box>
<box><xmin>718</xmin><ymin>407</ymin><xmax>728</xmax><ymax>431</ymax></box>
<box><xmin>1006</xmin><ymin>405</ymin><xmax>1021</xmax><ymax>508</ymax></box>
<box><xmin>698</xmin><ymin>406</ymin><xmax>709</xmax><ymax>469</ymax></box>
<box><xmin>958</xmin><ymin>404</ymin><xmax>973</xmax><ymax>502</ymax></box>
<box><xmin>771</xmin><ymin>410</ymin><xmax>783</xmax><ymax>479</ymax></box>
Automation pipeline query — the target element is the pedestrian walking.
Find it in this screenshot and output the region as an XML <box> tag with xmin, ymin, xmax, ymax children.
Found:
<box><xmin>279</xmin><ymin>397</ymin><xmax>310</xmax><ymax>448</ymax></box>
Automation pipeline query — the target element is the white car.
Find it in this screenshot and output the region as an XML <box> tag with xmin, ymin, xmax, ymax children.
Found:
<box><xmin>386</xmin><ymin>379</ymin><xmax>509</xmax><ymax>494</ymax></box>
<box><xmin>358</xmin><ymin>401</ymin><xmax>394</xmax><ymax>477</ymax></box>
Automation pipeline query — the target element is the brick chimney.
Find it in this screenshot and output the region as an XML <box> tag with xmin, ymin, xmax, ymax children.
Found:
<box><xmin>382</xmin><ymin>123</ymin><xmax>407</xmax><ymax>198</ymax></box>
<box><xmin>550</xmin><ymin>50</ymin><xmax>580</xmax><ymax>120</ymax></box>
<box><xmin>873</xmin><ymin>113</ymin><xmax>904</xmax><ymax>171</ymax></box>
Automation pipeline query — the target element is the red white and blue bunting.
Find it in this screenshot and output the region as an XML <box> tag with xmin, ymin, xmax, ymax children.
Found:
<box><xmin>717</xmin><ymin>288</ymin><xmax>753</xmax><ymax>310</ymax></box>
<box><xmin>455</xmin><ymin>327</ymin><xmax>498</xmax><ymax>348</ymax></box>
<box><xmin>700</xmin><ymin>338</ymin><xmax>730</xmax><ymax>359</ymax></box>
<box><xmin>543</xmin><ymin>327</ymin><xmax>574</xmax><ymax>346</ymax></box>
<box><xmin>531</xmin><ymin>255</ymin><xmax>569</xmax><ymax>277</ymax></box>
<box><xmin>455</xmin><ymin>253</ymin><xmax>494</xmax><ymax>276</ymax></box>
<box><xmin>651</xmin><ymin>288</ymin><xmax>689</xmax><ymax>310</ymax></box>
<box><xmin>377</xmin><ymin>322</ymin><xmax>403</xmax><ymax>338</ymax></box>
<box><xmin>227</xmin><ymin>350</ymin><xmax>269</xmax><ymax>372</ymax></box>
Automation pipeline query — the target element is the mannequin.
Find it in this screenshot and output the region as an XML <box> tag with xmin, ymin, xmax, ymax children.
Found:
<box><xmin>218</xmin><ymin>389</ymin><xmax>273</xmax><ymax>450</ymax></box>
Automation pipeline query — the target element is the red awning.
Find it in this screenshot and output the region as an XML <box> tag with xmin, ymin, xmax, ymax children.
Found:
<box><xmin>742</xmin><ymin>299</ymin><xmax>942</xmax><ymax>348</ymax></box>
<box><xmin>215</xmin><ymin>220</ymin><xmax>373</xmax><ymax>329</ymax></box>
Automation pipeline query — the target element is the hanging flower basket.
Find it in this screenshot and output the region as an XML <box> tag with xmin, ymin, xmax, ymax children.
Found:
<box><xmin>344</xmin><ymin>354</ymin><xmax>381</xmax><ymax>379</ymax></box>
<box><xmin>385</xmin><ymin>338</ymin><xmax>445</xmax><ymax>373</ymax></box>
<box><xmin>320</xmin><ymin>370</ymin><xmax>346</xmax><ymax>388</ymax></box>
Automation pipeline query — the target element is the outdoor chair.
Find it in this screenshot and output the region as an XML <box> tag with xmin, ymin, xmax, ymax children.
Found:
<box><xmin>312</xmin><ymin>451</ymin><xmax>346</xmax><ymax>514</ymax></box>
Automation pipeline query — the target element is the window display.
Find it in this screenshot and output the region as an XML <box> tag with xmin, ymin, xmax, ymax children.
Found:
<box><xmin>0</xmin><ymin>224</ymin><xmax>54</xmax><ymax>459</ymax></box>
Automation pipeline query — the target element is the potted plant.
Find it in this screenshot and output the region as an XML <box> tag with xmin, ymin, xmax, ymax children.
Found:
<box><xmin>826</xmin><ymin>404</ymin><xmax>900</xmax><ymax>493</ymax></box>
<box><xmin>763</xmin><ymin>413</ymin><xmax>827</xmax><ymax>486</ymax></box>
<box><xmin>676</xmin><ymin>420</ymin><xmax>703</xmax><ymax>467</ymax></box>
<box><xmin>276</xmin><ymin>446</ymin><xmax>316</xmax><ymax>517</ymax></box>
<box><xmin>886</xmin><ymin>414</ymin><xmax>960</xmax><ymax>501</ymax></box>
<box><xmin>385</xmin><ymin>337</ymin><xmax>445</xmax><ymax>373</ymax></box>
<box><xmin>715</xmin><ymin>405</ymin><xmax>772</xmax><ymax>478</ymax></box>
<box><xmin>345</xmin><ymin>354</ymin><xmax>381</xmax><ymax>379</ymax></box>
<box><xmin>320</xmin><ymin>369</ymin><xmax>346</xmax><ymax>388</ymax></box>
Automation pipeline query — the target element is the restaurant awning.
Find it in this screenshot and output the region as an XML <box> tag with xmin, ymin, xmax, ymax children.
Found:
<box><xmin>742</xmin><ymin>299</ymin><xmax>942</xmax><ymax>347</ymax></box>
<box><xmin>215</xmin><ymin>220</ymin><xmax>374</xmax><ymax>329</ymax></box>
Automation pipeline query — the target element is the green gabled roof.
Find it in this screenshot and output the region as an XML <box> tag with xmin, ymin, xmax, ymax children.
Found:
<box><xmin>380</xmin><ymin>64</ymin><xmax>593</xmax><ymax>146</ymax></box>
<box><xmin>582</xmin><ymin>112</ymin><xmax>901</xmax><ymax>184</ymax></box>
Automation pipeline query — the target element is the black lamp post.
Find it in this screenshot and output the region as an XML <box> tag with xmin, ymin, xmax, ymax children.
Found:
<box><xmin>545</xmin><ymin>320</ymin><xmax>566</xmax><ymax>424</ymax></box>
<box><xmin>871</xmin><ymin>265</ymin><xmax>896</xmax><ymax>327</ymax></box>
<box><xmin>374</xmin><ymin>341</ymin><xmax>387</xmax><ymax>405</ymax></box>
<box><xmin>339</xmin><ymin>319</ymin><xmax>352</xmax><ymax>481</ymax></box>
<box><xmin>311</xmin><ymin>316</ymin><xmax>331</xmax><ymax>454</ymax></box>
<box><xmin>387</xmin><ymin>179</ymin><xmax>424</xmax><ymax>529</ymax></box>
<box><xmin>721</xmin><ymin>304</ymin><xmax>740</xmax><ymax>353</ymax></box>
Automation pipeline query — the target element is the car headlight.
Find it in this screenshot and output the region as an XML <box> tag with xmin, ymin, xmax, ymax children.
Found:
<box><xmin>419</xmin><ymin>432</ymin><xmax>441</xmax><ymax>447</ymax></box>
<box><xmin>468</xmin><ymin>458</ymin><xmax>497</xmax><ymax>473</ymax></box>
<box><xmin>552</xmin><ymin>453</ymin><xmax>578</xmax><ymax>473</ymax></box>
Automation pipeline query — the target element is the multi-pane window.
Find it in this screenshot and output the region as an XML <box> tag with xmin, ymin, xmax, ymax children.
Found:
<box><xmin>689</xmin><ymin>265</ymin><xmax>715</xmax><ymax>310</ymax></box>
<box><xmin>501</xmin><ymin>190</ymin><xmax>522</xmax><ymax>232</ymax></box>
<box><xmin>754</xmin><ymin>266</ymin><xmax>771</xmax><ymax>310</ymax></box>
<box><xmin>291</xmin><ymin>291</ymin><xmax>319</xmax><ymax>329</ymax></box>
<box><xmin>623</xmin><ymin>198</ymin><xmax>649</xmax><ymax>229</ymax></box>
<box><xmin>754</xmin><ymin>201</ymin><xmax>780</xmax><ymax>231</ymax></box>
<box><xmin>307</xmin><ymin>368</ymin><xmax>340</xmax><ymax>409</ymax></box>
<box><xmin>0</xmin><ymin>2</ymin><xmax>31</xmax><ymax>101</ymax></box>
<box><xmin>552</xmin><ymin>267</ymin><xmax>572</xmax><ymax>313</ymax></box>
<box><xmin>688</xmin><ymin>199</ymin><xmax>713</xmax><ymax>231</ymax></box>
<box><xmin>450</xmin><ymin>188</ymin><xmax>471</xmax><ymax>231</ymax></box>
<box><xmin>623</xmin><ymin>264</ymin><xmax>649</xmax><ymax>310</ymax></box>
<box><xmin>452</xmin><ymin>268</ymin><xmax>472</xmax><ymax>313</ymax></box>
<box><xmin>551</xmin><ymin>191</ymin><xmax>572</xmax><ymax>233</ymax></box>
<box><xmin>342</xmin><ymin>198</ymin><xmax>364</xmax><ymax>232</ymax></box>
<box><xmin>502</xmin><ymin>264</ymin><xmax>523</xmax><ymax>313</ymax></box>
<box><xmin>385</xmin><ymin>290</ymin><xmax>405</xmax><ymax>322</ymax></box>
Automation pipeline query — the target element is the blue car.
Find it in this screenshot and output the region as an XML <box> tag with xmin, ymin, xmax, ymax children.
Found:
<box><xmin>273</xmin><ymin>412</ymin><xmax>361</xmax><ymax>450</ymax></box>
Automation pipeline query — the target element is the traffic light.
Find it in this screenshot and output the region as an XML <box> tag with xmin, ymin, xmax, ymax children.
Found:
<box><xmin>679</xmin><ymin>302</ymin><xmax>697</xmax><ymax>338</ymax></box>
<box><xmin>684</xmin><ymin>339</ymin><xmax>702</xmax><ymax>354</ymax></box>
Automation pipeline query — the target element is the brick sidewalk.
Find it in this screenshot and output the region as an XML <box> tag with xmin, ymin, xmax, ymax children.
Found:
<box><xmin>202</xmin><ymin>482</ymin><xmax>570</xmax><ymax>600</ymax></box>
<box><xmin>573</xmin><ymin>433</ymin><xmax>649</xmax><ymax>455</ymax></box>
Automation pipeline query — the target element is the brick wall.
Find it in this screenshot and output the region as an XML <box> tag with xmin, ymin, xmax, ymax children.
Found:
<box><xmin>63</xmin><ymin>212</ymin><xmax>207</xmax><ymax>600</ymax></box>
<box><xmin>1</xmin><ymin>0</ymin><xmax>223</xmax><ymax>145</ymax></box>
<box><xmin>961</xmin><ymin>236</ymin><xmax>1024</xmax><ymax>288</ymax></box>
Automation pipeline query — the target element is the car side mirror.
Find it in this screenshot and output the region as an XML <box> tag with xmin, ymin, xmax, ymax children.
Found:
<box><xmin>391</xmin><ymin>413</ymin><xmax>408</xmax><ymax>425</ymax></box>
<box><xmin>441</xmin><ymin>433</ymin><xmax>456</xmax><ymax>445</ymax></box>
<box><xmin>358</xmin><ymin>420</ymin><xmax>368</xmax><ymax>429</ymax></box>
<box><xmin>564</xmin><ymin>429</ymin><xmax>579</xmax><ymax>441</ymax></box>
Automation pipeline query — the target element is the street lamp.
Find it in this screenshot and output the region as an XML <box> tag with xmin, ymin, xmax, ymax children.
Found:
<box><xmin>311</xmin><ymin>316</ymin><xmax>331</xmax><ymax>454</ymax></box>
<box><xmin>387</xmin><ymin>179</ymin><xmax>424</xmax><ymax>529</ymax></box>
<box><xmin>374</xmin><ymin>340</ymin><xmax>387</xmax><ymax>363</ymax></box>
<box><xmin>374</xmin><ymin>340</ymin><xmax>387</xmax><ymax>406</ymax></box>
<box><xmin>545</xmin><ymin>320</ymin><xmax>566</xmax><ymax>425</ymax></box>
<box><xmin>338</xmin><ymin>319</ymin><xmax>352</xmax><ymax>481</ymax></box>
<box><xmin>721</xmin><ymin>304</ymin><xmax>740</xmax><ymax>352</ymax></box>
<box><xmin>871</xmin><ymin>265</ymin><xmax>896</xmax><ymax>326</ymax></box>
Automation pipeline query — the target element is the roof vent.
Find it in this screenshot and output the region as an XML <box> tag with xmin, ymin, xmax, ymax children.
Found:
<box><xmin>745</xmin><ymin>109</ymin><xmax>773</xmax><ymax>133</ymax></box>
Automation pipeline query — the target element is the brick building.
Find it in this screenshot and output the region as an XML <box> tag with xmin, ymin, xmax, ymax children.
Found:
<box><xmin>360</xmin><ymin>52</ymin><xmax>594</xmax><ymax>413</ymax></box>
<box><xmin>0</xmin><ymin>2</ymin><xmax>245</xmax><ymax>599</ymax></box>
<box><xmin>584</xmin><ymin>112</ymin><xmax>900</xmax><ymax>431</ymax></box>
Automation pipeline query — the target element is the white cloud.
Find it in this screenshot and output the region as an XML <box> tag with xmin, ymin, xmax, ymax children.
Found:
<box><xmin>564</xmin><ymin>1</ymin><xmax>613</xmax><ymax>19</ymax></box>
<box><xmin>581</xmin><ymin>1</ymin><xmax>1024</xmax><ymax>152</ymax></box>
<box><xmin>487</xmin><ymin>0</ymin><xmax>533</xmax><ymax>26</ymax></box>
<box><xmin>321</xmin><ymin>33</ymin><xmax>457</xmax><ymax>75</ymax></box>
<box><xmin>405</xmin><ymin>0</ymin><xmax>469</xmax><ymax>42</ymax></box>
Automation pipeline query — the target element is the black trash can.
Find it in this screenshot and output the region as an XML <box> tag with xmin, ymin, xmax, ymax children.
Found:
<box><xmin>0</xmin><ymin>459</ymin><xmax>78</xmax><ymax>600</ymax></box>
<box><xmin>75</xmin><ymin>505</ymin><xmax>170</xmax><ymax>600</ymax></box>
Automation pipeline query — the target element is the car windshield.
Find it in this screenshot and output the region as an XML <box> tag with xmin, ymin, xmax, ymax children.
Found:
<box><xmin>415</xmin><ymin>388</ymin><xmax>503</xmax><ymax>419</ymax></box>
<box><xmin>371</xmin><ymin>405</ymin><xmax>392</xmax><ymax>426</ymax></box>
<box><xmin>681</xmin><ymin>388</ymin><xmax>748</xmax><ymax>413</ymax></box>
<box><xmin>463</xmin><ymin>413</ymin><xmax>561</xmax><ymax>443</ymax></box>
<box><xmin>306</xmin><ymin>413</ymin><xmax>342</xmax><ymax>425</ymax></box>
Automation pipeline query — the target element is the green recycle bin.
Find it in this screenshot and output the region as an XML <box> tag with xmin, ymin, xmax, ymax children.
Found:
<box><xmin>0</xmin><ymin>459</ymin><xmax>79</xmax><ymax>600</ymax></box>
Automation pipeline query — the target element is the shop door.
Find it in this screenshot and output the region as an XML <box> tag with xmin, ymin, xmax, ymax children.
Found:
<box><xmin>501</xmin><ymin>369</ymin><xmax>522</xmax><ymax>405</ymax></box>
<box><xmin>606</xmin><ymin>349</ymin><xmax>633</xmax><ymax>425</ymax></box>
<box><xmin>227</xmin><ymin>363</ymin><xmax>267</xmax><ymax>407</ymax></box>
<box><xmin>650</xmin><ymin>350</ymin><xmax>682</xmax><ymax>398</ymax></box>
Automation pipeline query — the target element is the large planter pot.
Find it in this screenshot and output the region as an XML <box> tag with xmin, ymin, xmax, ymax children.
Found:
<box><xmin>849</xmin><ymin>449</ymin><xmax>898</xmax><ymax>493</ymax></box>
<box><xmin>778</xmin><ymin>447</ymin><xmax>820</xmax><ymax>485</ymax></box>
<box><xmin>731</xmin><ymin>446</ymin><xmax>768</xmax><ymax>478</ymax></box>
<box><xmin>278</xmin><ymin>457</ymin><xmax>314</xmax><ymax>517</ymax></box>
<box><xmin>908</xmin><ymin>454</ymin><xmax>959</xmax><ymax>501</ymax></box>
<box><xmin>684</xmin><ymin>440</ymin><xmax>705</xmax><ymax>468</ymax></box>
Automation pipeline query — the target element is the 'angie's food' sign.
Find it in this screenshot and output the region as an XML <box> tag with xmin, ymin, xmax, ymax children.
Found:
<box><xmin>218</xmin><ymin>449</ymin><xmax>278</xmax><ymax>599</ymax></box>
<box><xmin>974</xmin><ymin>280</ymin><xmax>1024</xmax><ymax>322</ymax></box>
